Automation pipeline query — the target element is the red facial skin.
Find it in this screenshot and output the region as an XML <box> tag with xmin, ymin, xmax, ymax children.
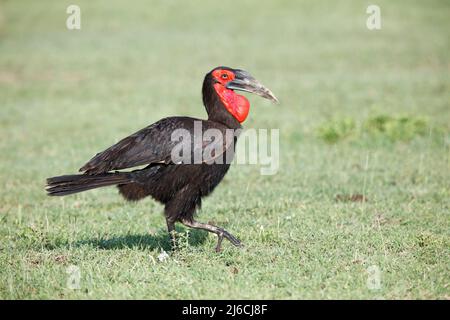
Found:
<box><xmin>212</xmin><ymin>69</ymin><xmax>250</xmax><ymax>123</ymax></box>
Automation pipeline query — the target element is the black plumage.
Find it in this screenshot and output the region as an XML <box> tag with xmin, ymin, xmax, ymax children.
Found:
<box><xmin>46</xmin><ymin>66</ymin><xmax>277</xmax><ymax>251</ymax></box>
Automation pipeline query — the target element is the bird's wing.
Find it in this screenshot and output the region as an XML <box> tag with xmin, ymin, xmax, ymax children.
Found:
<box><xmin>79</xmin><ymin>117</ymin><xmax>236</xmax><ymax>174</ymax></box>
<box><xmin>80</xmin><ymin>117</ymin><xmax>190</xmax><ymax>174</ymax></box>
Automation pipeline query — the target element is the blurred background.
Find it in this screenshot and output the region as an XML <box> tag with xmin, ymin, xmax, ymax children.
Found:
<box><xmin>0</xmin><ymin>0</ymin><xmax>448</xmax><ymax>299</ymax></box>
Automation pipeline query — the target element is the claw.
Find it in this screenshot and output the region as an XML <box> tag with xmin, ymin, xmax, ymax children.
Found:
<box><xmin>180</xmin><ymin>218</ymin><xmax>243</xmax><ymax>252</ymax></box>
<box><xmin>215</xmin><ymin>229</ymin><xmax>242</xmax><ymax>252</ymax></box>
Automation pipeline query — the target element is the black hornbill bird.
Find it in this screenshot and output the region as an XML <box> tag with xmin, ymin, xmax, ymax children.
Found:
<box><xmin>46</xmin><ymin>66</ymin><xmax>278</xmax><ymax>252</ymax></box>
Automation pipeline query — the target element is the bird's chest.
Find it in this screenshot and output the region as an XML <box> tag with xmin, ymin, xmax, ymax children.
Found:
<box><xmin>197</xmin><ymin>163</ymin><xmax>231</xmax><ymax>196</ymax></box>
<box><xmin>171</xmin><ymin>163</ymin><xmax>231</xmax><ymax>196</ymax></box>
<box><xmin>148</xmin><ymin>163</ymin><xmax>231</xmax><ymax>197</ymax></box>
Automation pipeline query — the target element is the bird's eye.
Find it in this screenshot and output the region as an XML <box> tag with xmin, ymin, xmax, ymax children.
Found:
<box><xmin>221</xmin><ymin>73</ymin><xmax>228</xmax><ymax>79</ymax></box>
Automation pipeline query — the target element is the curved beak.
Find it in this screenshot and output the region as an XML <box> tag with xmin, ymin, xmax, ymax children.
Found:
<box><xmin>226</xmin><ymin>69</ymin><xmax>279</xmax><ymax>103</ymax></box>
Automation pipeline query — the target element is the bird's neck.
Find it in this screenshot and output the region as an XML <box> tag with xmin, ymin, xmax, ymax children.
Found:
<box><xmin>213</xmin><ymin>84</ymin><xmax>250</xmax><ymax>124</ymax></box>
<box><xmin>202</xmin><ymin>80</ymin><xmax>245</xmax><ymax>130</ymax></box>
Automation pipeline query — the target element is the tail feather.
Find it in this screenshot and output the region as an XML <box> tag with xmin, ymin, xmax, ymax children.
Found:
<box><xmin>46</xmin><ymin>172</ymin><xmax>131</xmax><ymax>196</ymax></box>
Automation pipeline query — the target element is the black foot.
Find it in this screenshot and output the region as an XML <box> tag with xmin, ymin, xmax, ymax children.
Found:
<box><xmin>215</xmin><ymin>228</ymin><xmax>242</xmax><ymax>252</ymax></box>
<box><xmin>180</xmin><ymin>219</ymin><xmax>243</xmax><ymax>252</ymax></box>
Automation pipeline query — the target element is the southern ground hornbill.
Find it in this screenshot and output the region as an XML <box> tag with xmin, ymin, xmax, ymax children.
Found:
<box><xmin>46</xmin><ymin>66</ymin><xmax>278</xmax><ymax>252</ymax></box>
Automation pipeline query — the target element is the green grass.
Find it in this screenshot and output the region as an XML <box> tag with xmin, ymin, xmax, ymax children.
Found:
<box><xmin>0</xmin><ymin>0</ymin><xmax>449</xmax><ymax>299</ymax></box>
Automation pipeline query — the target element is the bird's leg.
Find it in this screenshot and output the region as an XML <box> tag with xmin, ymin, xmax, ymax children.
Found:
<box><xmin>166</xmin><ymin>218</ymin><xmax>177</xmax><ymax>250</ymax></box>
<box><xmin>180</xmin><ymin>219</ymin><xmax>242</xmax><ymax>252</ymax></box>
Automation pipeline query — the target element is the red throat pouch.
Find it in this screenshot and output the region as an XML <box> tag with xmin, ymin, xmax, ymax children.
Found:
<box><xmin>213</xmin><ymin>83</ymin><xmax>250</xmax><ymax>123</ymax></box>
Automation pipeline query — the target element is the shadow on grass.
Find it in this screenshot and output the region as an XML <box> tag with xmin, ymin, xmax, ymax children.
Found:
<box><xmin>73</xmin><ymin>227</ymin><xmax>208</xmax><ymax>251</ymax></box>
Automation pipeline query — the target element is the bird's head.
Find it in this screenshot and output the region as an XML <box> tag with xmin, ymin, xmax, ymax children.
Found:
<box><xmin>203</xmin><ymin>66</ymin><xmax>278</xmax><ymax>125</ymax></box>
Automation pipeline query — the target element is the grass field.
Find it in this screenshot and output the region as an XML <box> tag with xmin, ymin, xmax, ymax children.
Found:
<box><xmin>0</xmin><ymin>0</ymin><xmax>449</xmax><ymax>299</ymax></box>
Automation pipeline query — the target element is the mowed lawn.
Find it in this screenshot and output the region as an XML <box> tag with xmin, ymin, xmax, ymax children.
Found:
<box><xmin>0</xmin><ymin>0</ymin><xmax>449</xmax><ymax>299</ymax></box>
